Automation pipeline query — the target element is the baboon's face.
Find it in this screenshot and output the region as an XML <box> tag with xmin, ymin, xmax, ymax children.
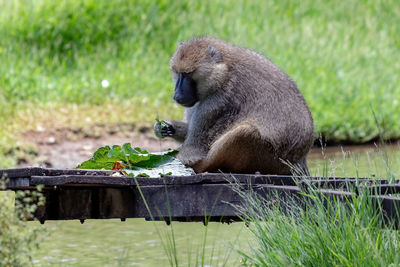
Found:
<box><xmin>172</xmin><ymin>71</ymin><xmax>198</xmax><ymax>107</ymax></box>
<box><xmin>170</xmin><ymin>43</ymin><xmax>227</xmax><ymax>107</ymax></box>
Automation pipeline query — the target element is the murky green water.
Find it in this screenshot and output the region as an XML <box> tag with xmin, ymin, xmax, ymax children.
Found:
<box><xmin>31</xmin><ymin>144</ymin><xmax>400</xmax><ymax>266</ymax></box>
<box><xmin>308</xmin><ymin>143</ymin><xmax>400</xmax><ymax>178</ymax></box>
<box><xmin>31</xmin><ymin>219</ymin><xmax>248</xmax><ymax>266</ymax></box>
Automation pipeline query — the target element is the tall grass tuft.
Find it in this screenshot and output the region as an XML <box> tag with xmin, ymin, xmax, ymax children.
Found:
<box><xmin>234</xmin><ymin>173</ymin><xmax>400</xmax><ymax>266</ymax></box>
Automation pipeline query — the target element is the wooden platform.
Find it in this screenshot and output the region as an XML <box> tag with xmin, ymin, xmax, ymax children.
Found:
<box><xmin>1</xmin><ymin>167</ymin><xmax>400</xmax><ymax>224</ymax></box>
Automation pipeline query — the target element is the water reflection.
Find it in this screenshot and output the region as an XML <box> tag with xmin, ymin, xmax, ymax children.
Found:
<box><xmin>31</xmin><ymin>219</ymin><xmax>247</xmax><ymax>266</ymax></box>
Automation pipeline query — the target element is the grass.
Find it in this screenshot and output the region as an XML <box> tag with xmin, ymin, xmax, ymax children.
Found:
<box><xmin>235</xmin><ymin>188</ymin><xmax>400</xmax><ymax>266</ymax></box>
<box><xmin>0</xmin><ymin>0</ymin><xmax>399</xmax><ymax>161</ymax></box>
<box><xmin>234</xmin><ymin>162</ymin><xmax>400</xmax><ymax>266</ymax></box>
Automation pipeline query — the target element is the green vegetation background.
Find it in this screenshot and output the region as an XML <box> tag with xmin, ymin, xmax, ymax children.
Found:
<box><xmin>0</xmin><ymin>0</ymin><xmax>399</xmax><ymax>168</ymax></box>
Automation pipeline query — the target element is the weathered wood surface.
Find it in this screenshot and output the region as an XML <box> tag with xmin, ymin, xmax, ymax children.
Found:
<box><xmin>1</xmin><ymin>167</ymin><xmax>400</xmax><ymax>223</ymax></box>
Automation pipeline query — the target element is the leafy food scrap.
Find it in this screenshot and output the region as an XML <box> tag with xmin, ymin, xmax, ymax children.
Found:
<box><xmin>77</xmin><ymin>143</ymin><xmax>193</xmax><ymax>178</ymax></box>
<box><xmin>77</xmin><ymin>143</ymin><xmax>177</xmax><ymax>170</ymax></box>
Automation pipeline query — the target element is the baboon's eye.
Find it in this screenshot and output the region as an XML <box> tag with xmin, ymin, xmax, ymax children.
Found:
<box><xmin>181</xmin><ymin>71</ymin><xmax>194</xmax><ymax>77</ymax></box>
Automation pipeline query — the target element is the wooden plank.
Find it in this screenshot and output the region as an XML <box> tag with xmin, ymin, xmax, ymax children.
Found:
<box><xmin>299</xmin><ymin>178</ymin><xmax>387</xmax><ymax>188</ymax></box>
<box><xmin>2</xmin><ymin>167</ymin><xmax>390</xmax><ymax>187</ymax></box>
<box><xmin>368</xmin><ymin>184</ymin><xmax>400</xmax><ymax>195</ymax></box>
<box><xmin>32</xmin><ymin>184</ymin><xmax>400</xmax><ymax>223</ymax></box>
<box><xmin>370</xmin><ymin>195</ymin><xmax>400</xmax><ymax>225</ymax></box>
<box><xmin>1</xmin><ymin>167</ymin><xmax>399</xmax><ymax>223</ymax></box>
<box><xmin>35</xmin><ymin>184</ymin><xmax>244</xmax><ymax>223</ymax></box>
<box><xmin>28</xmin><ymin>174</ymin><xmax>298</xmax><ymax>187</ymax></box>
<box><xmin>3</xmin><ymin>177</ymin><xmax>31</xmax><ymax>188</ymax></box>
<box><xmin>0</xmin><ymin>167</ymin><xmax>44</xmax><ymax>178</ymax></box>
<box><xmin>28</xmin><ymin>174</ymin><xmax>390</xmax><ymax>187</ymax></box>
<box><xmin>256</xmin><ymin>185</ymin><xmax>354</xmax><ymax>202</ymax></box>
<box><xmin>0</xmin><ymin>167</ymin><xmax>116</xmax><ymax>179</ymax></box>
<box><xmin>37</xmin><ymin>183</ymin><xmax>341</xmax><ymax>222</ymax></box>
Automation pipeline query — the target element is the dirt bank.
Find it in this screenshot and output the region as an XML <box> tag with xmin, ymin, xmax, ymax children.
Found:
<box><xmin>19</xmin><ymin>124</ymin><xmax>180</xmax><ymax>168</ymax></box>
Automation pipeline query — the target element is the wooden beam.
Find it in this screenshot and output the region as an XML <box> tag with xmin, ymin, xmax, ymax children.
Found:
<box><xmin>1</xmin><ymin>167</ymin><xmax>400</xmax><ymax>224</ymax></box>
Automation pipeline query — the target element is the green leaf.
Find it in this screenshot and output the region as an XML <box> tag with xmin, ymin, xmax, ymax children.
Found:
<box><xmin>159</xmin><ymin>172</ymin><xmax>172</xmax><ymax>177</ymax></box>
<box><xmin>76</xmin><ymin>143</ymin><xmax>180</xmax><ymax>174</ymax></box>
<box><xmin>136</xmin><ymin>173</ymin><xmax>150</xmax><ymax>177</ymax></box>
<box><xmin>77</xmin><ymin>145</ymin><xmax>120</xmax><ymax>170</ymax></box>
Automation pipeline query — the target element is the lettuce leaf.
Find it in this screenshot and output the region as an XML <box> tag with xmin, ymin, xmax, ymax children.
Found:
<box><xmin>76</xmin><ymin>143</ymin><xmax>193</xmax><ymax>177</ymax></box>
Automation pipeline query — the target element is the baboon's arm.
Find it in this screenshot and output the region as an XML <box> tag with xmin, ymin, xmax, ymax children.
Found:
<box><xmin>154</xmin><ymin>120</ymin><xmax>188</xmax><ymax>143</ymax></box>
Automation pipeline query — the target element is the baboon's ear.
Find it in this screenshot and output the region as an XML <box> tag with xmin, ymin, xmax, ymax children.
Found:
<box><xmin>208</xmin><ymin>46</ymin><xmax>222</xmax><ymax>63</ymax></box>
<box><xmin>177</xmin><ymin>42</ymin><xmax>184</xmax><ymax>48</ymax></box>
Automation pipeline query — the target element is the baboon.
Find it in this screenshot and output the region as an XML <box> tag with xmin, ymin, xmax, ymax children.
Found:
<box><xmin>154</xmin><ymin>37</ymin><xmax>314</xmax><ymax>175</ymax></box>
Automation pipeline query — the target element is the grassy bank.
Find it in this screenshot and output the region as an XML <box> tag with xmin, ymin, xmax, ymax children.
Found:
<box><xmin>0</xmin><ymin>0</ymin><xmax>399</xmax><ymax>167</ymax></box>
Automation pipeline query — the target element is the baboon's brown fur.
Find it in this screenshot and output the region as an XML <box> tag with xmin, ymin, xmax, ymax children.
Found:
<box><xmin>155</xmin><ymin>37</ymin><xmax>314</xmax><ymax>175</ymax></box>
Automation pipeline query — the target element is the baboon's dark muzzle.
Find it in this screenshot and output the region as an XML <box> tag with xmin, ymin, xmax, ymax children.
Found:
<box><xmin>173</xmin><ymin>73</ymin><xmax>198</xmax><ymax>107</ymax></box>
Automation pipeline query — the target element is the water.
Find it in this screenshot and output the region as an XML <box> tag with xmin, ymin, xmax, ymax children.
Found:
<box><xmin>31</xmin><ymin>144</ymin><xmax>400</xmax><ymax>266</ymax></box>
<box><xmin>31</xmin><ymin>219</ymin><xmax>248</xmax><ymax>266</ymax></box>
<box><xmin>308</xmin><ymin>143</ymin><xmax>400</xmax><ymax>178</ymax></box>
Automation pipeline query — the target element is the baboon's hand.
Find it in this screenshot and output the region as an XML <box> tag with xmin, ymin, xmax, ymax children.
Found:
<box><xmin>154</xmin><ymin>120</ymin><xmax>175</xmax><ymax>139</ymax></box>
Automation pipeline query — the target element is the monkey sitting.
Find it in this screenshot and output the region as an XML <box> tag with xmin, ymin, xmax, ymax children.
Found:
<box><xmin>154</xmin><ymin>37</ymin><xmax>314</xmax><ymax>175</ymax></box>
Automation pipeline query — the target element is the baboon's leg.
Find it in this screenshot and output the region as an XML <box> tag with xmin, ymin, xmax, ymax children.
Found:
<box><xmin>193</xmin><ymin>123</ymin><xmax>290</xmax><ymax>174</ymax></box>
